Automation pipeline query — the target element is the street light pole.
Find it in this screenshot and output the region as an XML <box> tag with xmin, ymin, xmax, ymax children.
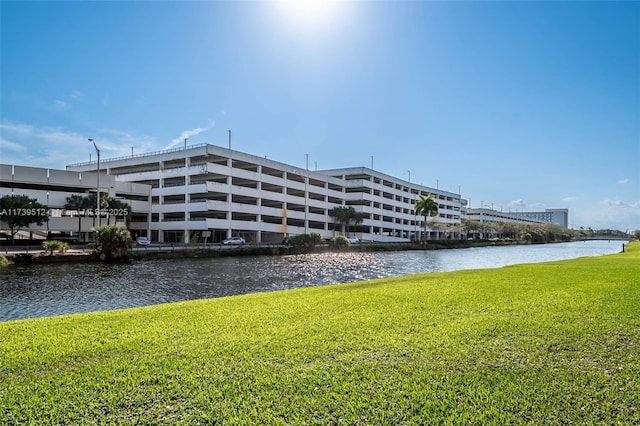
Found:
<box><xmin>304</xmin><ymin>154</ymin><xmax>309</xmax><ymax>235</ymax></box>
<box><xmin>89</xmin><ymin>139</ymin><xmax>100</xmax><ymax>227</ymax></box>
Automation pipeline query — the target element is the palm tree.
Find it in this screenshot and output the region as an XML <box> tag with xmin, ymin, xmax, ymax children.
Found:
<box><xmin>85</xmin><ymin>193</ymin><xmax>110</xmax><ymax>227</ymax></box>
<box><xmin>329</xmin><ymin>206</ymin><xmax>351</xmax><ymax>235</ymax></box>
<box><xmin>106</xmin><ymin>198</ymin><xmax>131</xmax><ymax>226</ymax></box>
<box><xmin>65</xmin><ymin>194</ymin><xmax>90</xmax><ymax>242</ymax></box>
<box><xmin>348</xmin><ymin>209</ymin><xmax>367</xmax><ymax>236</ymax></box>
<box><xmin>329</xmin><ymin>206</ymin><xmax>367</xmax><ymax>236</ymax></box>
<box><xmin>414</xmin><ymin>194</ymin><xmax>439</xmax><ymax>243</ymax></box>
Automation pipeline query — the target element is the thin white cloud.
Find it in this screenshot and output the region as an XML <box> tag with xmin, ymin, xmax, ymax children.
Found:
<box><xmin>617</xmin><ymin>178</ymin><xmax>629</xmax><ymax>184</ymax></box>
<box><xmin>164</xmin><ymin>122</ymin><xmax>215</xmax><ymax>150</ymax></box>
<box><xmin>1</xmin><ymin>120</ymin><xmax>85</xmax><ymax>145</ymax></box>
<box><xmin>52</xmin><ymin>100</ymin><xmax>70</xmax><ymax>111</ymax></box>
<box><xmin>562</xmin><ymin>196</ymin><xmax>578</xmax><ymax>202</ymax></box>
<box><xmin>0</xmin><ymin>137</ymin><xmax>26</xmax><ymax>152</ymax></box>
<box><xmin>96</xmin><ymin>128</ymin><xmax>158</xmax><ymax>158</ymax></box>
<box><xmin>49</xmin><ymin>91</ymin><xmax>85</xmax><ymax>112</ymax></box>
<box><xmin>69</xmin><ymin>91</ymin><xmax>85</xmax><ymax>101</ymax></box>
<box><xmin>0</xmin><ymin>121</ymin><xmax>34</xmax><ymax>135</ymax></box>
<box><xmin>573</xmin><ymin>198</ymin><xmax>640</xmax><ymax>231</ymax></box>
<box><xmin>0</xmin><ymin>119</ymin><xmax>159</xmax><ymax>168</ymax></box>
<box><xmin>599</xmin><ymin>198</ymin><xmax>633</xmax><ymax>208</ymax></box>
<box><xmin>506</xmin><ymin>198</ymin><xmax>546</xmax><ymax>212</ymax></box>
<box><xmin>1</xmin><ymin>122</ymin><xmax>93</xmax><ymax>167</ymax></box>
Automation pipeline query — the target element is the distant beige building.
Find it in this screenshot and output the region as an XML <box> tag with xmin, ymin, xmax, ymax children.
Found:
<box><xmin>465</xmin><ymin>208</ymin><xmax>569</xmax><ymax>228</ymax></box>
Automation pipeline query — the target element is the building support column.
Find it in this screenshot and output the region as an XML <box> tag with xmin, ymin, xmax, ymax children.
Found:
<box><xmin>256</xmin><ymin>216</ymin><xmax>262</xmax><ymax>244</ymax></box>
<box><xmin>282</xmin><ymin>172</ymin><xmax>288</xmax><ymax>237</ymax></box>
<box><xmin>256</xmin><ymin>176</ymin><xmax>263</xmax><ymax>244</ymax></box>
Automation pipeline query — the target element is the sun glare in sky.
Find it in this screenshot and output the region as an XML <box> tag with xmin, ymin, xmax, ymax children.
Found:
<box><xmin>275</xmin><ymin>0</ymin><xmax>346</xmax><ymax>36</ymax></box>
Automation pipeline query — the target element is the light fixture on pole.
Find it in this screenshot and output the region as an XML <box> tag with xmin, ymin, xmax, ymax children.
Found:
<box><xmin>89</xmin><ymin>138</ymin><xmax>101</xmax><ymax>227</ymax></box>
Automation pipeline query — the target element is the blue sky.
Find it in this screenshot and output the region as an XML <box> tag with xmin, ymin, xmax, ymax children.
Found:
<box><xmin>1</xmin><ymin>0</ymin><xmax>638</xmax><ymax>231</ymax></box>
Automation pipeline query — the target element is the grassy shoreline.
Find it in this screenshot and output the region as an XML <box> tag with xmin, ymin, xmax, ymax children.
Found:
<box><xmin>1</xmin><ymin>242</ymin><xmax>638</xmax><ymax>424</ymax></box>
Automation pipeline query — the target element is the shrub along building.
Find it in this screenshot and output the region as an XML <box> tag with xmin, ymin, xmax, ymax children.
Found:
<box><xmin>66</xmin><ymin>144</ymin><xmax>466</xmax><ymax>244</ymax></box>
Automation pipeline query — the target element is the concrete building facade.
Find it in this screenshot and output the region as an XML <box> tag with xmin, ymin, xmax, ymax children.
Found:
<box><xmin>510</xmin><ymin>209</ymin><xmax>569</xmax><ymax>228</ymax></box>
<box><xmin>0</xmin><ymin>164</ymin><xmax>151</xmax><ymax>241</ymax></box>
<box><xmin>67</xmin><ymin>144</ymin><xmax>466</xmax><ymax>243</ymax></box>
<box><xmin>465</xmin><ymin>208</ymin><xmax>569</xmax><ymax>228</ymax></box>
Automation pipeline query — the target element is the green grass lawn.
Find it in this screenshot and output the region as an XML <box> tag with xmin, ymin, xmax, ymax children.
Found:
<box><xmin>1</xmin><ymin>242</ymin><xmax>639</xmax><ymax>425</ymax></box>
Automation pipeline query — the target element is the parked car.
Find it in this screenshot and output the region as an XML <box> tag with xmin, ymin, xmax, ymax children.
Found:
<box><xmin>347</xmin><ymin>236</ymin><xmax>360</xmax><ymax>244</ymax></box>
<box><xmin>222</xmin><ymin>236</ymin><xmax>246</xmax><ymax>245</ymax></box>
<box><xmin>136</xmin><ymin>236</ymin><xmax>151</xmax><ymax>246</ymax></box>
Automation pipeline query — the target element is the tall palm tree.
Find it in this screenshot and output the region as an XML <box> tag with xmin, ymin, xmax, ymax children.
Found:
<box><xmin>65</xmin><ymin>194</ymin><xmax>90</xmax><ymax>241</ymax></box>
<box><xmin>348</xmin><ymin>209</ymin><xmax>367</xmax><ymax>236</ymax></box>
<box><xmin>329</xmin><ymin>206</ymin><xmax>367</xmax><ymax>236</ymax></box>
<box><xmin>414</xmin><ymin>194</ymin><xmax>439</xmax><ymax>243</ymax></box>
<box><xmin>85</xmin><ymin>193</ymin><xmax>110</xmax><ymax>227</ymax></box>
<box><xmin>107</xmin><ymin>198</ymin><xmax>131</xmax><ymax>226</ymax></box>
<box><xmin>329</xmin><ymin>206</ymin><xmax>351</xmax><ymax>235</ymax></box>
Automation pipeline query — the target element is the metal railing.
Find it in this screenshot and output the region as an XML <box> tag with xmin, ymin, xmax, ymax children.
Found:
<box><xmin>67</xmin><ymin>143</ymin><xmax>209</xmax><ymax>167</ymax></box>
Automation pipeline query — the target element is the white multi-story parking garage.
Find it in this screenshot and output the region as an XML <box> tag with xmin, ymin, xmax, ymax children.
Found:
<box><xmin>67</xmin><ymin>143</ymin><xmax>466</xmax><ymax>244</ymax></box>
<box><xmin>465</xmin><ymin>208</ymin><xmax>569</xmax><ymax>228</ymax></box>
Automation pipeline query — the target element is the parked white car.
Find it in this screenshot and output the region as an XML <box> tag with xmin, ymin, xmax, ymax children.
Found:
<box><xmin>136</xmin><ymin>236</ymin><xmax>151</xmax><ymax>246</ymax></box>
<box><xmin>222</xmin><ymin>237</ymin><xmax>246</xmax><ymax>245</ymax></box>
<box><xmin>347</xmin><ymin>236</ymin><xmax>359</xmax><ymax>244</ymax></box>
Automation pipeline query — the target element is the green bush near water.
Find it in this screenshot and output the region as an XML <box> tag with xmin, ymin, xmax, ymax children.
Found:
<box><xmin>286</xmin><ymin>232</ymin><xmax>323</xmax><ymax>253</ymax></box>
<box><xmin>1</xmin><ymin>242</ymin><xmax>638</xmax><ymax>424</ymax></box>
<box><xmin>91</xmin><ymin>225</ymin><xmax>132</xmax><ymax>261</ymax></box>
<box><xmin>41</xmin><ymin>240</ymin><xmax>69</xmax><ymax>254</ymax></box>
<box><xmin>329</xmin><ymin>235</ymin><xmax>350</xmax><ymax>250</ymax></box>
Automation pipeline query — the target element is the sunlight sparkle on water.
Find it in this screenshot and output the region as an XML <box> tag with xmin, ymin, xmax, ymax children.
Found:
<box><xmin>0</xmin><ymin>241</ymin><xmax>624</xmax><ymax>321</ymax></box>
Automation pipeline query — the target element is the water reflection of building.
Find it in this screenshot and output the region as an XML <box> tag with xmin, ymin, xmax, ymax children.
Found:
<box><xmin>66</xmin><ymin>144</ymin><xmax>467</xmax><ymax>243</ymax></box>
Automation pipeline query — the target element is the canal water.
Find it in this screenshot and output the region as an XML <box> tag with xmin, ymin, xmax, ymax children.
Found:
<box><xmin>0</xmin><ymin>240</ymin><xmax>625</xmax><ymax>321</ymax></box>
